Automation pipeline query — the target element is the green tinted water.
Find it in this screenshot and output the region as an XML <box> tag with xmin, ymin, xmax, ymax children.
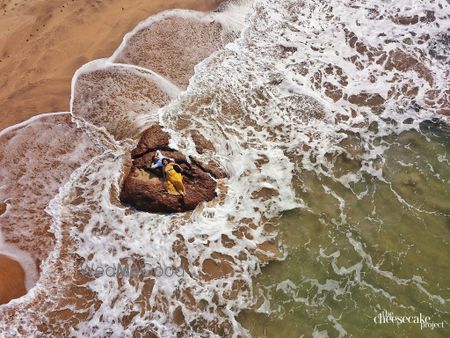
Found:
<box><xmin>239</xmin><ymin>122</ymin><xmax>450</xmax><ymax>337</ymax></box>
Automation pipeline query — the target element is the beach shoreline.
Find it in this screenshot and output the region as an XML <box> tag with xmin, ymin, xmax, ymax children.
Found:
<box><xmin>0</xmin><ymin>0</ymin><xmax>224</xmax><ymax>132</ymax></box>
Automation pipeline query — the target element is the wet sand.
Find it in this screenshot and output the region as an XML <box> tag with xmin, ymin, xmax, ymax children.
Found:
<box><xmin>0</xmin><ymin>0</ymin><xmax>223</xmax><ymax>132</ymax></box>
<box><xmin>0</xmin><ymin>0</ymin><xmax>224</xmax><ymax>307</ymax></box>
<box><xmin>0</xmin><ymin>255</ymin><xmax>26</xmax><ymax>305</ymax></box>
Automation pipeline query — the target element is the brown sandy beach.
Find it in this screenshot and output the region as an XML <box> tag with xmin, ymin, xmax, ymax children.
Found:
<box><xmin>0</xmin><ymin>254</ymin><xmax>26</xmax><ymax>305</ymax></box>
<box><xmin>0</xmin><ymin>0</ymin><xmax>223</xmax><ymax>306</ymax></box>
<box><xmin>0</xmin><ymin>0</ymin><xmax>223</xmax><ymax>132</ymax></box>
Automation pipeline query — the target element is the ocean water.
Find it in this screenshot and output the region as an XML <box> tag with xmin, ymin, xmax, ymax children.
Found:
<box><xmin>0</xmin><ymin>0</ymin><xmax>449</xmax><ymax>337</ymax></box>
<box><xmin>238</xmin><ymin>124</ymin><xmax>450</xmax><ymax>337</ymax></box>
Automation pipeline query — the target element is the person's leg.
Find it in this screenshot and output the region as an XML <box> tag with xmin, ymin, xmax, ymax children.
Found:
<box><xmin>172</xmin><ymin>179</ymin><xmax>186</xmax><ymax>197</ymax></box>
<box><xmin>166</xmin><ymin>180</ymin><xmax>178</xmax><ymax>195</ymax></box>
<box><xmin>176</xmin><ymin>159</ymin><xmax>192</xmax><ymax>169</ymax></box>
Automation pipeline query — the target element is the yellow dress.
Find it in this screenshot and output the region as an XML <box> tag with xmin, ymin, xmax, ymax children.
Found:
<box><xmin>164</xmin><ymin>163</ymin><xmax>186</xmax><ymax>195</ymax></box>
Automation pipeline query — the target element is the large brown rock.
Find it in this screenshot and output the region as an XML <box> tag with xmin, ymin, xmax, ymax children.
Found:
<box><xmin>120</xmin><ymin>125</ymin><xmax>225</xmax><ymax>213</ymax></box>
<box><xmin>131</xmin><ymin>125</ymin><xmax>171</xmax><ymax>158</ymax></box>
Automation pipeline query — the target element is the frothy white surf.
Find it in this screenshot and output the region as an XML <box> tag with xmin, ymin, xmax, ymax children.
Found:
<box><xmin>0</xmin><ymin>0</ymin><xmax>448</xmax><ymax>336</ymax></box>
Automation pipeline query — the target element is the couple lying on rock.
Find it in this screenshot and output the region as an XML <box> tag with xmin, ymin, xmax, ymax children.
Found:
<box><xmin>120</xmin><ymin>124</ymin><xmax>221</xmax><ymax>213</ymax></box>
<box><xmin>150</xmin><ymin>150</ymin><xmax>187</xmax><ymax>197</ymax></box>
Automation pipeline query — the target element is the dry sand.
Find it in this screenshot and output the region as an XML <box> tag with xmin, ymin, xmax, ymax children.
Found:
<box><xmin>0</xmin><ymin>0</ymin><xmax>223</xmax><ymax>132</ymax></box>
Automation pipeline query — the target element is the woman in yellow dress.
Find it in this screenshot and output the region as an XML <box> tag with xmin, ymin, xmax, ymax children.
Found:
<box><xmin>162</xmin><ymin>158</ymin><xmax>186</xmax><ymax>197</ymax></box>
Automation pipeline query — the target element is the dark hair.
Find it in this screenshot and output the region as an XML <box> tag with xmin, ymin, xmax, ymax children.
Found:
<box><xmin>162</xmin><ymin>158</ymin><xmax>169</xmax><ymax>165</ymax></box>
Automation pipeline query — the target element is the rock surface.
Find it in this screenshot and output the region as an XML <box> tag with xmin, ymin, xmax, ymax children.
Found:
<box><xmin>120</xmin><ymin>125</ymin><xmax>226</xmax><ymax>213</ymax></box>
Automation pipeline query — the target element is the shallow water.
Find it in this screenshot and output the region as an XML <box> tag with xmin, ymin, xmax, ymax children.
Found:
<box><xmin>239</xmin><ymin>123</ymin><xmax>450</xmax><ymax>337</ymax></box>
<box><xmin>1</xmin><ymin>0</ymin><xmax>449</xmax><ymax>336</ymax></box>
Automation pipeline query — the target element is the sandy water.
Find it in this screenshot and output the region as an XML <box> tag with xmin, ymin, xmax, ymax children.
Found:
<box><xmin>0</xmin><ymin>0</ymin><xmax>449</xmax><ymax>336</ymax></box>
<box><xmin>239</xmin><ymin>123</ymin><xmax>450</xmax><ymax>337</ymax></box>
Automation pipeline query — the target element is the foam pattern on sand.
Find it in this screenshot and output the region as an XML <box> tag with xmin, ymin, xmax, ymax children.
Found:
<box><xmin>0</xmin><ymin>0</ymin><xmax>449</xmax><ymax>336</ymax></box>
<box><xmin>0</xmin><ymin>113</ymin><xmax>102</xmax><ymax>290</ymax></box>
<box><xmin>111</xmin><ymin>9</ymin><xmax>240</xmax><ymax>88</ymax></box>
<box><xmin>72</xmin><ymin>60</ymin><xmax>179</xmax><ymax>140</ymax></box>
<box><xmin>0</xmin><ymin>2</ymin><xmax>256</xmax><ymax>336</ymax></box>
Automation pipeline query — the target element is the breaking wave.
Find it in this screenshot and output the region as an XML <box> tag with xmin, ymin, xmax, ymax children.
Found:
<box><xmin>0</xmin><ymin>0</ymin><xmax>448</xmax><ymax>337</ymax></box>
